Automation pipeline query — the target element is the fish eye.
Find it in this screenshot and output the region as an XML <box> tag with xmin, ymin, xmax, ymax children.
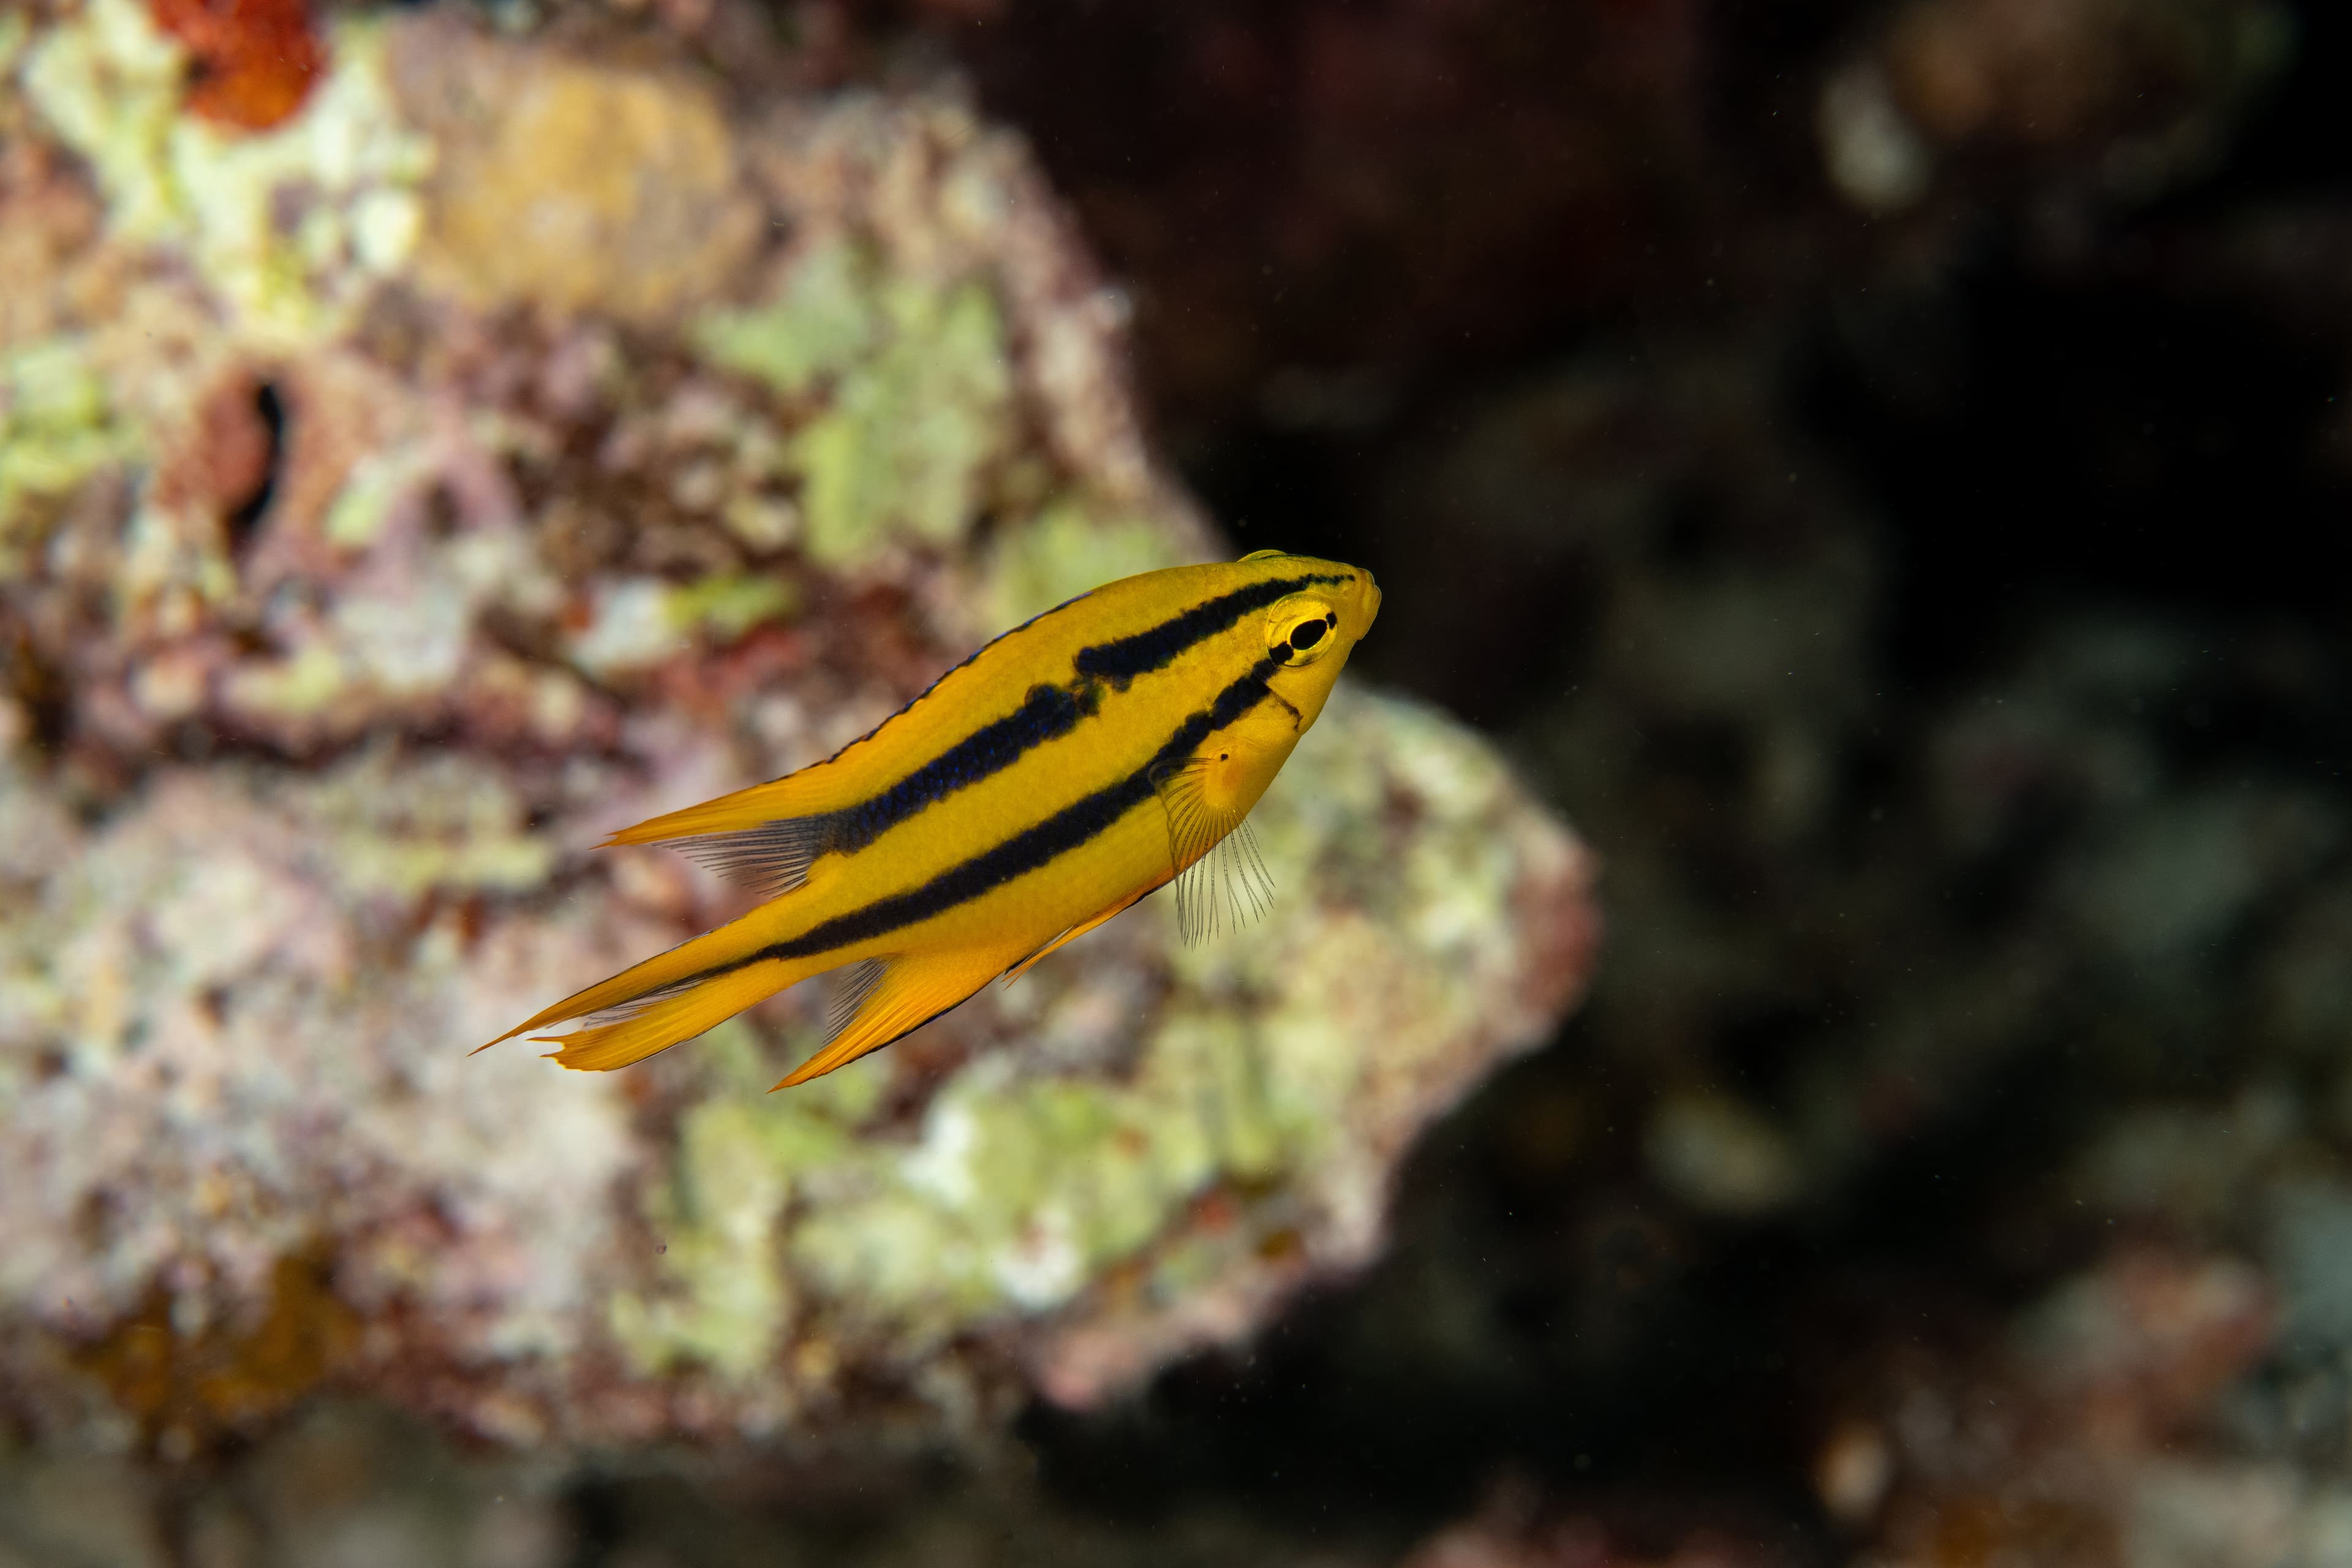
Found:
<box><xmin>1265</xmin><ymin>594</ymin><xmax>1340</xmax><ymax>666</ymax></box>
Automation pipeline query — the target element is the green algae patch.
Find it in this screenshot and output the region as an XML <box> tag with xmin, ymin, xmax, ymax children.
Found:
<box><xmin>224</xmin><ymin>642</ymin><xmax>345</xmax><ymax>723</ymax></box>
<box><xmin>612</xmin><ymin>1092</ymin><xmax>798</xmax><ymax>1381</ymax></box>
<box><xmin>611</xmin><ymin>997</ymin><xmax>1316</xmax><ymax>1378</ymax></box>
<box><xmin>791</xmin><ymin>278</ymin><xmax>1012</xmax><ymax>565</ymax></box>
<box><xmin>668</xmin><ymin>573</ymin><xmax>801</xmax><ymax>642</ymax></box>
<box><xmin>689</xmin><ymin>239</ymin><xmax>881</xmax><ymax>398</ymax></box>
<box><xmin>609</xmin><ymin>1022</ymin><xmax>884</xmax><ymax>1381</ymax></box>
<box><xmin>789</xmin><ymin>1057</ymin><xmax>1215</xmax><ymax>1338</ymax></box>
<box><xmin>322</xmin><ymin>443</ymin><xmax>435</xmax><ymax>551</ymax></box>
<box><xmin>19</xmin><ymin>0</ymin><xmax>181</xmax><ymax>239</ymax></box>
<box><xmin>0</xmin><ymin>337</ymin><xmax>140</xmax><ymax>568</ymax></box>
<box><xmin>0</xmin><ymin>12</ymin><xmax>30</xmax><ymax>81</ymax></box>
<box><xmin>981</xmin><ymin>498</ymin><xmax>1189</xmax><ymax>628</ymax></box>
<box><xmin>691</xmin><ymin>244</ymin><xmax>1015</xmax><ymax>567</ymax></box>
<box><xmin>23</xmin><ymin>0</ymin><xmax>431</xmax><ymax>345</ymax></box>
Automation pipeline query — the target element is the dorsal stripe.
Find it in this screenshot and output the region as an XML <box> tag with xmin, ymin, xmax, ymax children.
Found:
<box><xmin>1074</xmin><ymin>573</ymin><xmax>1347</xmax><ymax>688</ymax></box>
<box><xmin>827</xmin><ymin>679</ymin><xmax>1099</xmax><ymax>854</ymax></box>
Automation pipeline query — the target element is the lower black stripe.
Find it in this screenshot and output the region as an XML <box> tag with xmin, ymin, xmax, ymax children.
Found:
<box><xmin>708</xmin><ymin>657</ymin><xmax>1283</xmax><ymax>979</ymax></box>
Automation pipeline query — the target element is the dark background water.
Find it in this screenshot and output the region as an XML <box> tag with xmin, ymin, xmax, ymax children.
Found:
<box><xmin>899</xmin><ymin>0</ymin><xmax>2352</xmax><ymax>1559</ymax></box>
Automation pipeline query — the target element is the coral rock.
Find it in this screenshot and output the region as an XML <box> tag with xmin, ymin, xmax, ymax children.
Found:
<box><xmin>0</xmin><ymin>2</ymin><xmax>1595</xmax><ymax>1453</ymax></box>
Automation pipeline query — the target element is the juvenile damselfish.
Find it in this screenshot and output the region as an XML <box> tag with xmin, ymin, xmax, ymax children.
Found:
<box><xmin>481</xmin><ymin>551</ymin><xmax>1381</xmax><ymax>1088</ymax></box>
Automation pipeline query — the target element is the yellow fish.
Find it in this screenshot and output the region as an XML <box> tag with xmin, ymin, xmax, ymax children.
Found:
<box><xmin>481</xmin><ymin>550</ymin><xmax>1381</xmax><ymax>1088</ymax></box>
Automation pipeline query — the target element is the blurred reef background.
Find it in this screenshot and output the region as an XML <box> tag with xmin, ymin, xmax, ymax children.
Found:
<box><xmin>4</xmin><ymin>0</ymin><xmax>2352</xmax><ymax>1565</ymax></box>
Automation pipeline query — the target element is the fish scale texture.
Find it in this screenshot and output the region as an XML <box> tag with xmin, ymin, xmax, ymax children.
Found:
<box><xmin>0</xmin><ymin>3</ymin><xmax>1595</xmax><ymax>1452</ymax></box>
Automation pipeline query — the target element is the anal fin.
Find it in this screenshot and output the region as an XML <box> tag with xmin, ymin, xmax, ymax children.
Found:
<box><xmin>1000</xmin><ymin>891</ymin><xmax>1148</xmax><ymax>985</ymax></box>
<box><xmin>774</xmin><ymin>946</ymin><xmax>1017</xmax><ymax>1090</ymax></box>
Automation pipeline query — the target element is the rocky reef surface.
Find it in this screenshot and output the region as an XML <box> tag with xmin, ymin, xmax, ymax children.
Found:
<box><xmin>0</xmin><ymin>0</ymin><xmax>1595</xmax><ymax>1486</ymax></box>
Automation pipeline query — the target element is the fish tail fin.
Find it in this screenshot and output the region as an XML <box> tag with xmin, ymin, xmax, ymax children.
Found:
<box><xmin>538</xmin><ymin>959</ymin><xmax>794</xmax><ymax>1072</ymax></box>
<box><xmin>773</xmin><ymin>945</ymin><xmax>1019</xmax><ymax>1089</ymax></box>
<box><xmin>475</xmin><ymin>905</ymin><xmax>807</xmax><ymax>1060</ymax></box>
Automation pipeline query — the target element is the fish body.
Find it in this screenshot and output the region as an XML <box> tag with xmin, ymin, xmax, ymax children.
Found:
<box><xmin>482</xmin><ymin>551</ymin><xmax>1381</xmax><ymax>1088</ymax></box>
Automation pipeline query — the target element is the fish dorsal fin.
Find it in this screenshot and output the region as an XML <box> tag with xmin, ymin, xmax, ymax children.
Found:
<box><xmin>1150</xmin><ymin>756</ymin><xmax>1275</xmax><ymax>944</ymax></box>
<box><xmin>666</xmin><ymin>817</ymin><xmax>834</xmax><ymax>897</ymax></box>
<box><xmin>604</xmin><ymin>771</ymin><xmax>846</xmax><ymax>897</ymax></box>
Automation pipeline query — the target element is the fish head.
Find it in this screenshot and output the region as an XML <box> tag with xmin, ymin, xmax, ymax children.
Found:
<box><xmin>1242</xmin><ymin>552</ymin><xmax>1378</xmax><ymax>726</ymax></box>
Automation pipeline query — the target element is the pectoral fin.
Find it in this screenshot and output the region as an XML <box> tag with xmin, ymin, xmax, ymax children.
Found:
<box><xmin>1150</xmin><ymin>753</ymin><xmax>1275</xmax><ymax>944</ymax></box>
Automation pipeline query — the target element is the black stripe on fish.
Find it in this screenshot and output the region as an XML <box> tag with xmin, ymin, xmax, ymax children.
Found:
<box><xmin>1075</xmin><ymin>574</ymin><xmax>1348</xmax><ymax>689</ymax></box>
<box><xmin>827</xmin><ymin>679</ymin><xmax>1103</xmax><ymax>854</ymax></box>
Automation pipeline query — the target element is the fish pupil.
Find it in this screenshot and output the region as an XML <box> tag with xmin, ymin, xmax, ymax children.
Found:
<box><xmin>1289</xmin><ymin>619</ymin><xmax>1327</xmax><ymax>652</ymax></box>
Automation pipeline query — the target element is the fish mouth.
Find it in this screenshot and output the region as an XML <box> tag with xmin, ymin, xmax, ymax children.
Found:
<box><xmin>1359</xmin><ymin>571</ymin><xmax>1382</xmax><ymax>627</ymax></box>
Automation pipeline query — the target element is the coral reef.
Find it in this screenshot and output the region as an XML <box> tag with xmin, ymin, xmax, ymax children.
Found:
<box><xmin>0</xmin><ymin>0</ymin><xmax>1594</xmax><ymax>1465</ymax></box>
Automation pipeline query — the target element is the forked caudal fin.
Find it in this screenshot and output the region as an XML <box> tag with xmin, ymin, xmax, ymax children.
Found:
<box><xmin>540</xmin><ymin>960</ymin><xmax>794</xmax><ymax>1071</ymax></box>
<box><xmin>483</xmin><ymin>943</ymin><xmax>1033</xmax><ymax>1088</ymax></box>
<box><xmin>472</xmin><ymin>899</ymin><xmax>805</xmax><ymax>1068</ymax></box>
